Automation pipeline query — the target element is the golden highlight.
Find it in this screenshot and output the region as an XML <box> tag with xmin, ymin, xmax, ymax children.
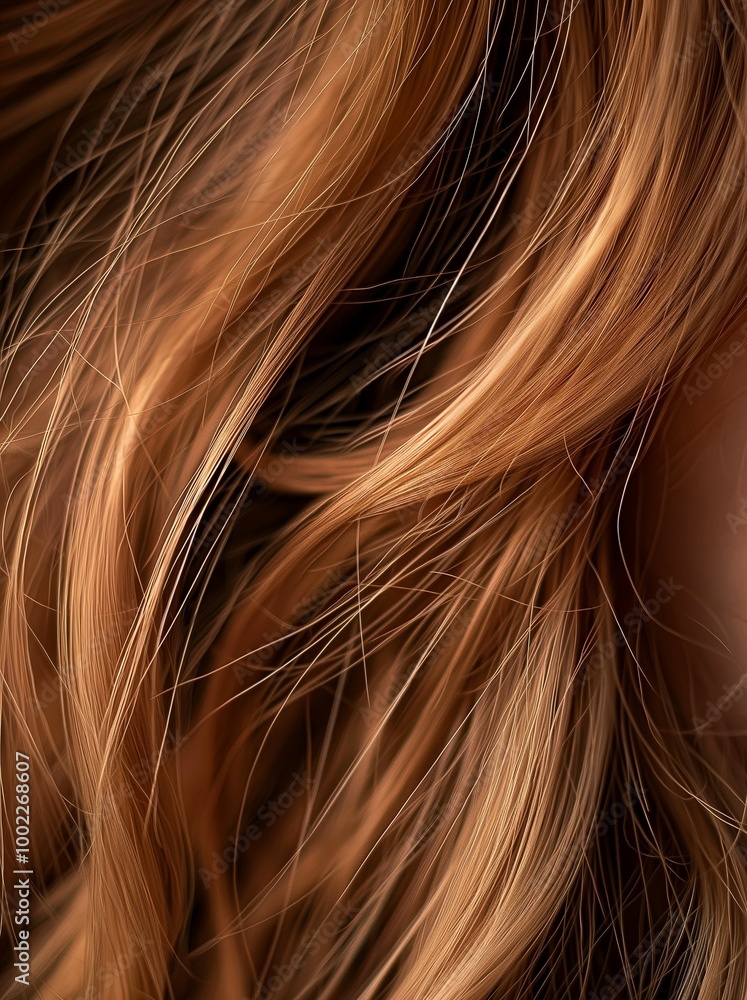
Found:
<box><xmin>1</xmin><ymin>0</ymin><xmax>746</xmax><ymax>996</ymax></box>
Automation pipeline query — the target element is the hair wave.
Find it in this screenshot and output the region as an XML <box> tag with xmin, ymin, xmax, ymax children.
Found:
<box><xmin>2</xmin><ymin>0</ymin><xmax>747</xmax><ymax>997</ymax></box>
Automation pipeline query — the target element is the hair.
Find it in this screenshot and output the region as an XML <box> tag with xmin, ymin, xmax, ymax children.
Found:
<box><xmin>1</xmin><ymin>0</ymin><xmax>746</xmax><ymax>997</ymax></box>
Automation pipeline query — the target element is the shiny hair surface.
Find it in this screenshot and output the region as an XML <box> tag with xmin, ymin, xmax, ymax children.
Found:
<box><xmin>1</xmin><ymin>0</ymin><xmax>747</xmax><ymax>997</ymax></box>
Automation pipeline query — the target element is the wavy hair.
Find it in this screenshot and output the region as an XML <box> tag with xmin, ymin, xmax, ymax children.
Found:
<box><xmin>1</xmin><ymin>0</ymin><xmax>747</xmax><ymax>996</ymax></box>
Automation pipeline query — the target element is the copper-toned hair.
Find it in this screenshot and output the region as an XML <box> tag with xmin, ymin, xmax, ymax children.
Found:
<box><xmin>1</xmin><ymin>0</ymin><xmax>747</xmax><ymax>997</ymax></box>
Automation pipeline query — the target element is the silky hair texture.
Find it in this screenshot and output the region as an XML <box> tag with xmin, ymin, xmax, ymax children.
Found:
<box><xmin>0</xmin><ymin>0</ymin><xmax>746</xmax><ymax>997</ymax></box>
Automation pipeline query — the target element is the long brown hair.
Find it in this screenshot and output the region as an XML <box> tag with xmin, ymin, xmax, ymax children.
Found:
<box><xmin>1</xmin><ymin>0</ymin><xmax>747</xmax><ymax>996</ymax></box>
